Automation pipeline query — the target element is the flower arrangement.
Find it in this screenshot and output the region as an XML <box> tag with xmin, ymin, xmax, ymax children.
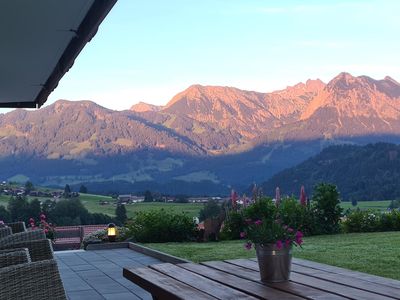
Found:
<box><xmin>241</xmin><ymin>197</ymin><xmax>304</xmax><ymax>250</ymax></box>
<box><xmin>82</xmin><ymin>226</ymin><xmax>128</xmax><ymax>247</ymax></box>
<box><xmin>29</xmin><ymin>213</ymin><xmax>56</xmax><ymax>240</ymax></box>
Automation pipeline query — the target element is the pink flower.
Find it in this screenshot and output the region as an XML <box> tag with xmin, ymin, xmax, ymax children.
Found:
<box><xmin>44</xmin><ymin>229</ymin><xmax>49</xmax><ymax>234</ymax></box>
<box><xmin>244</xmin><ymin>242</ymin><xmax>252</xmax><ymax>250</ymax></box>
<box><xmin>254</xmin><ymin>220</ymin><xmax>263</xmax><ymax>226</ymax></box>
<box><xmin>295</xmin><ymin>231</ymin><xmax>304</xmax><ymax>245</ymax></box>
<box><xmin>299</xmin><ymin>186</ymin><xmax>307</xmax><ymax>206</ymax></box>
<box><xmin>40</xmin><ymin>214</ymin><xmax>46</xmax><ymax>220</ymax></box>
<box><xmin>240</xmin><ymin>232</ymin><xmax>247</xmax><ymax>238</ymax></box>
<box><xmin>29</xmin><ymin>218</ymin><xmax>35</xmax><ymax>223</ymax></box>
<box><xmin>287</xmin><ymin>227</ymin><xmax>294</xmax><ymax>233</ymax></box>
<box><xmin>245</xmin><ymin>218</ymin><xmax>252</xmax><ymax>225</ymax></box>
<box><xmin>276</xmin><ymin>240</ymin><xmax>283</xmax><ymax>249</ymax></box>
<box><xmin>0</xmin><ymin>220</ymin><xmax>4</xmax><ymax>225</ymax></box>
<box><xmin>285</xmin><ymin>239</ymin><xmax>291</xmax><ymax>247</ymax></box>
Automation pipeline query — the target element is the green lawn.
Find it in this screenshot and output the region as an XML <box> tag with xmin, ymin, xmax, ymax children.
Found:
<box><xmin>0</xmin><ymin>191</ymin><xmax>392</xmax><ymax>219</ymax></box>
<box><xmin>79</xmin><ymin>194</ymin><xmax>203</xmax><ymax>218</ymax></box>
<box><xmin>144</xmin><ymin>231</ymin><xmax>400</xmax><ymax>280</ymax></box>
<box><xmin>0</xmin><ymin>193</ymin><xmax>203</xmax><ymax>218</ymax></box>
<box><xmin>340</xmin><ymin>200</ymin><xmax>391</xmax><ymax>211</ymax></box>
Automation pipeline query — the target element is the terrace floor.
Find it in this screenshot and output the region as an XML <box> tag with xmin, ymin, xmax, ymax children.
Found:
<box><xmin>55</xmin><ymin>248</ymin><xmax>162</xmax><ymax>300</ymax></box>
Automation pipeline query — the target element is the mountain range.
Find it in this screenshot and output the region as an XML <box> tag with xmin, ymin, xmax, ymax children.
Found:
<box><xmin>1</xmin><ymin>72</ymin><xmax>400</xmax><ymax>195</ymax></box>
<box><xmin>261</xmin><ymin>143</ymin><xmax>400</xmax><ymax>201</ymax></box>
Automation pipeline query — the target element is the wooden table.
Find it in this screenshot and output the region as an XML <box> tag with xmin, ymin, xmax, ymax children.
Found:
<box><xmin>123</xmin><ymin>258</ymin><xmax>400</xmax><ymax>300</ymax></box>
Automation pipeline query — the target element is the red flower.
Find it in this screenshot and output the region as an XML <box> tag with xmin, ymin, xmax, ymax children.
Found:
<box><xmin>254</xmin><ymin>220</ymin><xmax>263</xmax><ymax>226</ymax></box>
<box><xmin>244</xmin><ymin>242</ymin><xmax>252</xmax><ymax>250</ymax></box>
<box><xmin>295</xmin><ymin>231</ymin><xmax>304</xmax><ymax>245</ymax></box>
<box><xmin>276</xmin><ymin>240</ymin><xmax>283</xmax><ymax>249</ymax></box>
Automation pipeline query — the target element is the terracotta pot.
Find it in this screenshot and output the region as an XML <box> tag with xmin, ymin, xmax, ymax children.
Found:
<box><xmin>255</xmin><ymin>243</ymin><xmax>292</xmax><ymax>283</ymax></box>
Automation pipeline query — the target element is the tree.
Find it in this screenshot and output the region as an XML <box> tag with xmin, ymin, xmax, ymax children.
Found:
<box><xmin>41</xmin><ymin>199</ymin><xmax>56</xmax><ymax>217</ymax></box>
<box><xmin>115</xmin><ymin>204</ymin><xmax>127</xmax><ymax>225</ymax></box>
<box><xmin>351</xmin><ymin>198</ymin><xmax>358</xmax><ymax>207</ymax></box>
<box><xmin>28</xmin><ymin>199</ymin><xmax>41</xmax><ymax>219</ymax></box>
<box><xmin>0</xmin><ymin>205</ymin><xmax>11</xmax><ymax>223</ymax></box>
<box><xmin>175</xmin><ymin>194</ymin><xmax>188</xmax><ymax>203</ymax></box>
<box><xmin>79</xmin><ymin>185</ymin><xmax>88</xmax><ymax>194</ymax></box>
<box><xmin>64</xmin><ymin>184</ymin><xmax>71</xmax><ymax>198</ymax></box>
<box><xmin>24</xmin><ymin>181</ymin><xmax>34</xmax><ymax>194</ymax></box>
<box><xmin>8</xmin><ymin>196</ymin><xmax>30</xmax><ymax>222</ymax></box>
<box><xmin>51</xmin><ymin>198</ymin><xmax>91</xmax><ymax>225</ymax></box>
<box><xmin>311</xmin><ymin>183</ymin><xmax>343</xmax><ymax>234</ymax></box>
<box><xmin>144</xmin><ymin>190</ymin><xmax>153</xmax><ymax>202</ymax></box>
<box><xmin>199</xmin><ymin>200</ymin><xmax>221</xmax><ymax>221</ymax></box>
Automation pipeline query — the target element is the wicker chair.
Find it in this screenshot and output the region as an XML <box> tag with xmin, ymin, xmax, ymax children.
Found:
<box><xmin>0</xmin><ymin>226</ymin><xmax>12</xmax><ymax>239</ymax></box>
<box><xmin>0</xmin><ymin>252</ymin><xmax>67</xmax><ymax>299</ymax></box>
<box><xmin>0</xmin><ymin>248</ymin><xmax>31</xmax><ymax>268</ymax></box>
<box><xmin>6</xmin><ymin>222</ymin><xmax>27</xmax><ymax>233</ymax></box>
<box><xmin>0</xmin><ymin>230</ymin><xmax>53</xmax><ymax>262</ymax></box>
<box><xmin>0</xmin><ymin>229</ymin><xmax>45</xmax><ymax>245</ymax></box>
<box><xmin>0</xmin><ymin>239</ymin><xmax>54</xmax><ymax>262</ymax></box>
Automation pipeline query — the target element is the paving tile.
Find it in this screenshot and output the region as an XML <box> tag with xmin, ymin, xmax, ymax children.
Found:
<box><xmin>59</xmin><ymin>269</ymin><xmax>78</xmax><ymax>279</ymax></box>
<box><xmin>61</xmin><ymin>256</ymin><xmax>88</xmax><ymax>266</ymax></box>
<box><xmin>76</xmin><ymin>269</ymin><xmax>105</xmax><ymax>279</ymax></box>
<box><xmin>67</xmin><ymin>290</ymin><xmax>104</xmax><ymax>300</ymax></box>
<box><xmin>70</xmin><ymin>264</ymin><xmax>97</xmax><ymax>271</ymax></box>
<box><xmin>62</xmin><ymin>276</ymin><xmax>92</xmax><ymax>292</ymax></box>
<box><xmin>84</xmin><ymin>277</ymin><xmax>130</xmax><ymax>294</ymax></box>
<box><xmin>56</xmin><ymin>248</ymin><xmax>163</xmax><ymax>299</ymax></box>
<box><xmin>103</xmin><ymin>292</ymin><xmax>140</xmax><ymax>300</ymax></box>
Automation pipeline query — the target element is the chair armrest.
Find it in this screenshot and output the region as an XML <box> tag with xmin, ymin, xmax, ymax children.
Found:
<box><xmin>0</xmin><ymin>239</ymin><xmax>54</xmax><ymax>261</ymax></box>
<box><xmin>0</xmin><ymin>227</ymin><xmax>12</xmax><ymax>239</ymax></box>
<box><xmin>6</xmin><ymin>222</ymin><xmax>26</xmax><ymax>233</ymax></box>
<box><xmin>0</xmin><ymin>249</ymin><xmax>31</xmax><ymax>268</ymax></box>
<box><xmin>0</xmin><ymin>229</ymin><xmax>45</xmax><ymax>246</ymax></box>
<box><xmin>0</xmin><ymin>259</ymin><xmax>67</xmax><ymax>300</ymax></box>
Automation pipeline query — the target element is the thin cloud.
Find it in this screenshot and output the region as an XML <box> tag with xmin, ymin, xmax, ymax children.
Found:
<box><xmin>255</xmin><ymin>1</ymin><xmax>374</xmax><ymax>15</ymax></box>
<box><xmin>294</xmin><ymin>40</ymin><xmax>353</xmax><ymax>49</ymax></box>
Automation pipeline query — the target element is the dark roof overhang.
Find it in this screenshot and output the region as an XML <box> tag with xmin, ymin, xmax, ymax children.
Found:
<box><xmin>0</xmin><ymin>0</ymin><xmax>117</xmax><ymax>108</ymax></box>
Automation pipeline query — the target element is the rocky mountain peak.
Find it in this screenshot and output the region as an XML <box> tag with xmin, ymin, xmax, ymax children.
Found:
<box><xmin>130</xmin><ymin>101</ymin><xmax>162</xmax><ymax>112</ymax></box>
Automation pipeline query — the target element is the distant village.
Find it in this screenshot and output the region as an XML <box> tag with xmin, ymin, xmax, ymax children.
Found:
<box><xmin>0</xmin><ymin>181</ymin><xmax>76</xmax><ymax>200</ymax></box>
<box><xmin>1</xmin><ymin>181</ymin><xmax>229</xmax><ymax>206</ymax></box>
<box><xmin>108</xmin><ymin>194</ymin><xmax>229</xmax><ymax>206</ymax></box>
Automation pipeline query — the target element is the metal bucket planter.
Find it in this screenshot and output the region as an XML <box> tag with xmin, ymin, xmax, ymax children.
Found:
<box><xmin>255</xmin><ymin>244</ymin><xmax>292</xmax><ymax>283</ymax></box>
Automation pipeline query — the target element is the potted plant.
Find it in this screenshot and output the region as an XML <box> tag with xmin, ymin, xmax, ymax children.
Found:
<box><xmin>241</xmin><ymin>197</ymin><xmax>304</xmax><ymax>283</ymax></box>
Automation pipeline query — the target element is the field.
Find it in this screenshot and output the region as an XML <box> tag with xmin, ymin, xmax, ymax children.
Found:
<box><xmin>0</xmin><ymin>192</ymin><xmax>203</xmax><ymax>218</ymax></box>
<box><xmin>0</xmin><ymin>191</ymin><xmax>392</xmax><ymax>220</ymax></box>
<box><xmin>144</xmin><ymin>231</ymin><xmax>400</xmax><ymax>280</ymax></box>
<box><xmin>79</xmin><ymin>193</ymin><xmax>204</xmax><ymax>218</ymax></box>
<box><xmin>340</xmin><ymin>200</ymin><xmax>391</xmax><ymax>211</ymax></box>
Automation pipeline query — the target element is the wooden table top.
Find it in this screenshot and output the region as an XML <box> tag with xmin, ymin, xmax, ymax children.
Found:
<box><xmin>123</xmin><ymin>257</ymin><xmax>400</xmax><ymax>300</ymax></box>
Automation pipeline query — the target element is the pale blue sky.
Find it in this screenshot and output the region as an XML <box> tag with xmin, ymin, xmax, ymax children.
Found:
<box><xmin>5</xmin><ymin>0</ymin><xmax>400</xmax><ymax>112</ymax></box>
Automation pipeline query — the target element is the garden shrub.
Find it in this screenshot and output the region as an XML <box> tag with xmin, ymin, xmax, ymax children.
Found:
<box><xmin>127</xmin><ymin>209</ymin><xmax>197</xmax><ymax>243</ymax></box>
<box><xmin>342</xmin><ymin>209</ymin><xmax>380</xmax><ymax>232</ymax></box>
<box><xmin>278</xmin><ymin>197</ymin><xmax>316</xmax><ymax>236</ymax></box>
<box><xmin>343</xmin><ymin>209</ymin><xmax>400</xmax><ymax>233</ymax></box>
<box><xmin>219</xmin><ymin>210</ymin><xmax>245</xmax><ymax>240</ymax></box>
<box><xmin>82</xmin><ymin>227</ymin><xmax>128</xmax><ymax>248</ymax></box>
<box><xmin>199</xmin><ymin>200</ymin><xmax>222</xmax><ymax>222</ymax></box>
<box><xmin>311</xmin><ymin>183</ymin><xmax>342</xmax><ymax>234</ymax></box>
